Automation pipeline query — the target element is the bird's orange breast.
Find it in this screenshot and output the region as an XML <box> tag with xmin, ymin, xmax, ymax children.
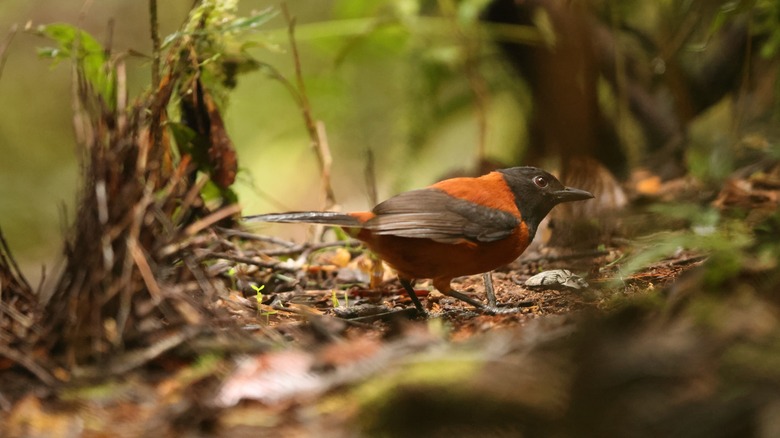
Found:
<box><xmin>357</xmin><ymin>224</ymin><xmax>530</xmax><ymax>282</ymax></box>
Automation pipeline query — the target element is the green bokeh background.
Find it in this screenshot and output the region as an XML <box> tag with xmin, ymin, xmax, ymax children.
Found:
<box><xmin>0</xmin><ymin>1</ymin><xmax>526</xmax><ymax>282</ymax></box>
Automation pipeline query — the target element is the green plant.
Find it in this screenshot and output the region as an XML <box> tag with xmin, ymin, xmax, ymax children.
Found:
<box><xmin>330</xmin><ymin>288</ymin><xmax>350</xmax><ymax>308</ymax></box>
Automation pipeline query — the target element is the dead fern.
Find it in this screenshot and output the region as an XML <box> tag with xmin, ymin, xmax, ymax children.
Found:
<box><xmin>4</xmin><ymin>0</ymin><xmax>274</xmax><ymax>381</ymax></box>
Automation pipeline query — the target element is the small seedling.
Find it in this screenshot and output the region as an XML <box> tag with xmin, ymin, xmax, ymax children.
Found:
<box><xmin>251</xmin><ymin>284</ymin><xmax>276</xmax><ymax>323</ymax></box>
<box><xmin>329</xmin><ymin>289</ymin><xmax>350</xmax><ymax>308</ymax></box>
<box><xmin>251</xmin><ymin>283</ymin><xmax>265</xmax><ymax>307</ymax></box>
<box><xmin>331</xmin><ymin>289</ymin><xmax>340</xmax><ymax>308</ymax></box>
<box><xmin>227</xmin><ymin>266</ymin><xmax>237</xmax><ymax>289</ymax></box>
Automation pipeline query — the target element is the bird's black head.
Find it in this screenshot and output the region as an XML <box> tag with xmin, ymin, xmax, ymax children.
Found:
<box><xmin>498</xmin><ymin>167</ymin><xmax>594</xmax><ymax>238</ymax></box>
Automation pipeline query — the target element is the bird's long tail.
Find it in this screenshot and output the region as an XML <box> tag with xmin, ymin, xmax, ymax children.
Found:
<box><xmin>242</xmin><ymin>211</ymin><xmax>363</xmax><ymax>227</ymax></box>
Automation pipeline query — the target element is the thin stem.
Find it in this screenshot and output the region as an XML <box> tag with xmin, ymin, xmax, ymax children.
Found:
<box><xmin>149</xmin><ymin>0</ymin><xmax>161</xmax><ymax>90</ymax></box>
<box><xmin>0</xmin><ymin>25</ymin><xmax>19</xmax><ymax>82</ymax></box>
<box><xmin>281</xmin><ymin>3</ymin><xmax>337</xmax><ymax>210</ymax></box>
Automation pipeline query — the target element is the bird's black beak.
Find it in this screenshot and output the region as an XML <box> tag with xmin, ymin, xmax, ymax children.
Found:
<box><xmin>554</xmin><ymin>187</ymin><xmax>594</xmax><ymax>203</ymax></box>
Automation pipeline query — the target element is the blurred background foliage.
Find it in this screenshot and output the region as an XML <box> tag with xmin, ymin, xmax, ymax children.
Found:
<box><xmin>0</xmin><ymin>0</ymin><xmax>530</xmax><ymax>281</ymax></box>
<box><xmin>1</xmin><ymin>0</ymin><xmax>778</xmax><ymax>283</ymax></box>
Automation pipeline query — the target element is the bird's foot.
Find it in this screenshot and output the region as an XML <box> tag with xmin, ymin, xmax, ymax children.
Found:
<box><xmin>445</xmin><ymin>290</ymin><xmax>530</xmax><ymax>315</ymax></box>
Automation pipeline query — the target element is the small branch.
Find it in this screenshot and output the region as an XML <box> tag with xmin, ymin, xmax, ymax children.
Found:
<box><xmin>464</xmin><ymin>53</ymin><xmax>489</xmax><ymax>166</ymax></box>
<box><xmin>204</xmin><ymin>252</ymin><xmax>299</xmax><ymax>272</ymax></box>
<box><xmin>183</xmin><ymin>253</ymin><xmax>219</xmax><ymax>302</ymax></box>
<box><xmin>115</xmin><ymin>59</ymin><xmax>128</xmax><ymax>130</ymax></box>
<box><xmin>281</xmin><ymin>3</ymin><xmax>337</xmax><ymax>209</ymax></box>
<box><xmin>0</xmin><ymin>24</ymin><xmax>18</xmax><ymax>82</ymax></box>
<box><xmin>103</xmin><ymin>327</ymin><xmax>199</xmax><ymax>375</ymax></box>
<box><xmin>0</xmin><ymin>302</ymin><xmax>39</xmax><ymax>335</ymax></box>
<box><xmin>246</xmin><ymin>239</ymin><xmax>361</xmax><ymax>257</ymax></box>
<box><xmin>218</xmin><ymin>226</ymin><xmax>363</xmax><ymax>255</ymax></box>
<box><xmin>609</xmin><ymin>0</ymin><xmax>629</xmax><ymax>156</ymax></box>
<box><xmin>483</xmin><ymin>272</ymin><xmax>496</xmax><ymax>308</ymax></box>
<box><xmin>315</xmin><ymin>120</ymin><xmax>335</xmax><ymax>208</ymax></box>
<box><xmin>282</xmin><ymin>4</ymin><xmax>314</xmax><ymax>139</ymax></box>
<box><xmin>257</xmin><ymin>61</ymin><xmax>303</xmax><ymax>106</ymax></box>
<box><xmin>171</xmin><ymin>171</ymin><xmax>207</xmax><ymax>225</ymax></box>
<box><xmin>0</xmin><ymin>228</ymin><xmax>32</xmax><ymax>293</ymax></box>
<box><xmin>364</xmin><ymin>149</ymin><xmax>378</xmax><ymax>207</ymax></box>
<box><xmin>439</xmin><ymin>0</ymin><xmax>488</xmax><ymax>166</ymax></box>
<box><xmin>183</xmin><ymin>203</ymin><xmax>242</xmax><ymax>237</ymax></box>
<box><xmin>283</xmin><ymin>239</ymin><xmax>361</xmax><ymax>256</ymax></box>
<box><xmin>149</xmin><ymin>0</ymin><xmax>161</xmax><ymax>90</ymax></box>
<box><xmin>105</xmin><ymin>18</ymin><xmax>115</xmax><ymax>55</ymax></box>
<box><xmin>78</xmin><ymin>0</ymin><xmax>95</xmax><ymax>24</ymax></box>
<box><xmin>146</xmin><ymin>0</ymin><xmax>165</xmax><ymax>162</ymax></box>
<box><xmin>129</xmin><ymin>240</ymin><xmax>163</xmax><ymax>302</ymax></box>
<box><xmin>217</xmin><ymin>227</ymin><xmax>299</xmax><ymax>247</ymax></box>
<box><xmin>0</xmin><ymin>346</ymin><xmax>56</xmax><ymax>386</ymax></box>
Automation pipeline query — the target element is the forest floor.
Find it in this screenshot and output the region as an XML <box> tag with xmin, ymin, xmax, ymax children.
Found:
<box><xmin>1</xmin><ymin>225</ymin><xmax>709</xmax><ymax>437</ymax></box>
<box><xmin>6</xmin><ymin>154</ymin><xmax>780</xmax><ymax>438</ymax></box>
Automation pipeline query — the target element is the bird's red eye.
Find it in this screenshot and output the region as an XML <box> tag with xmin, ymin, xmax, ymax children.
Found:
<box><xmin>533</xmin><ymin>176</ymin><xmax>548</xmax><ymax>188</ymax></box>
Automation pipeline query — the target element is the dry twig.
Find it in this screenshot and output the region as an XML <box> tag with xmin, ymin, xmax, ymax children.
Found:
<box><xmin>0</xmin><ymin>24</ymin><xmax>18</xmax><ymax>81</ymax></box>
<box><xmin>281</xmin><ymin>3</ymin><xmax>337</xmax><ymax>210</ymax></box>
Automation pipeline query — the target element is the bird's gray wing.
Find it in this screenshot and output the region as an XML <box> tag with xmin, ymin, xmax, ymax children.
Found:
<box><xmin>364</xmin><ymin>188</ymin><xmax>519</xmax><ymax>244</ymax></box>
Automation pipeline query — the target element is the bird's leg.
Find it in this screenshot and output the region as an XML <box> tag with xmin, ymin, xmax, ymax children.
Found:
<box><xmin>435</xmin><ymin>278</ymin><xmax>521</xmax><ymax>315</ymax></box>
<box><xmin>445</xmin><ymin>290</ymin><xmax>492</xmax><ymax>310</ymax></box>
<box><xmin>483</xmin><ymin>272</ymin><xmax>497</xmax><ymax>308</ymax></box>
<box><xmin>434</xmin><ymin>278</ymin><xmax>490</xmax><ymax>311</ymax></box>
<box><xmin>399</xmin><ymin>278</ymin><xmax>425</xmax><ymax>314</ymax></box>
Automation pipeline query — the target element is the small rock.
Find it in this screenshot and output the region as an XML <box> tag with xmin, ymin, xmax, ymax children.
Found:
<box><xmin>525</xmin><ymin>269</ymin><xmax>588</xmax><ymax>290</ymax></box>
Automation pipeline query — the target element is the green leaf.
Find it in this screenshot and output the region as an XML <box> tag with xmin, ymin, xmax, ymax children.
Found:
<box><xmin>253</xmin><ymin>284</ymin><xmax>265</xmax><ymax>306</ymax></box>
<box><xmin>620</xmin><ymin>220</ymin><xmax>754</xmax><ymax>288</ymax></box>
<box><xmin>164</xmin><ymin>6</ymin><xmax>278</xmax><ymax>48</ymax></box>
<box><xmin>331</xmin><ymin>226</ymin><xmax>351</xmax><ymax>242</ymax></box>
<box><xmin>220</xmin><ymin>7</ymin><xmax>278</xmax><ymax>33</ymax></box>
<box><xmin>36</xmin><ymin>23</ymin><xmax>116</xmax><ymax>109</ymax></box>
<box><xmin>457</xmin><ymin>0</ymin><xmax>493</xmax><ymax>23</ymax></box>
<box><xmin>168</xmin><ymin>122</ymin><xmax>198</xmax><ymax>156</ymax></box>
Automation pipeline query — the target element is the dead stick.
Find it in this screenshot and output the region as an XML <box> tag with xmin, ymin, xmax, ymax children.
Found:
<box><xmin>148</xmin><ymin>0</ymin><xmax>160</xmax><ymax>89</ymax></box>
<box><xmin>0</xmin><ymin>346</ymin><xmax>56</xmax><ymax>386</ymax></box>
<box><xmin>106</xmin><ymin>328</ymin><xmax>198</xmax><ymax>375</ymax></box>
<box><xmin>483</xmin><ymin>272</ymin><xmax>496</xmax><ymax>308</ymax></box>
<box><xmin>363</xmin><ymin>149</ymin><xmax>378</xmax><ymax>207</ymax></box>
<box><xmin>205</xmin><ymin>252</ymin><xmax>299</xmax><ymax>272</ymax></box>
<box><xmin>315</xmin><ymin>120</ymin><xmax>335</xmax><ymax>208</ymax></box>
<box><xmin>281</xmin><ymin>3</ymin><xmax>337</xmax><ymax>209</ymax></box>
<box><xmin>0</xmin><ymin>24</ymin><xmax>18</xmax><ymax>82</ymax></box>
<box><xmin>184</xmin><ymin>203</ymin><xmax>242</xmax><ymax>237</ymax></box>
<box><xmin>0</xmin><ymin>228</ymin><xmax>32</xmax><ymax>292</ymax></box>
<box><xmin>260</xmin><ymin>239</ymin><xmax>362</xmax><ymax>257</ymax></box>
<box><xmin>129</xmin><ymin>241</ymin><xmax>163</xmax><ymax>300</ymax></box>
<box><xmin>217</xmin><ymin>227</ymin><xmax>299</xmax><ymax>247</ymax></box>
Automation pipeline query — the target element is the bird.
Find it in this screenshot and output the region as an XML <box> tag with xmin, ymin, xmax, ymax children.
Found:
<box><xmin>244</xmin><ymin>167</ymin><xmax>593</xmax><ymax>314</ymax></box>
